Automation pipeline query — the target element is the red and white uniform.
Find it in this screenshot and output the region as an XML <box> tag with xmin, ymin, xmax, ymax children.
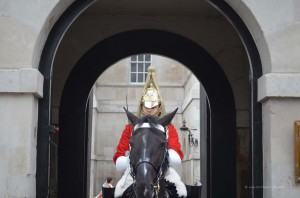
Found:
<box><xmin>113</xmin><ymin>124</ymin><xmax>184</xmax><ymax>164</ymax></box>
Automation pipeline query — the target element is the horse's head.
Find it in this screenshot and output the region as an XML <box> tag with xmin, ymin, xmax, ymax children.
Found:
<box><xmin>124</xmin><ymin>108</ymin><xmax>178</xmax><ymax>198</ymax></box>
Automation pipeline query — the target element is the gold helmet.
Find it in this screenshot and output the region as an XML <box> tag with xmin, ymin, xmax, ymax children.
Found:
<box><xmin>137</xmin><ymin>66</ymin><xmax>166</xmax><ymax>117</ymax></box>
<box><xmin>141</xmin><ymin>83</ymin><xmax>160</xmax><ymax>108</ymax></box>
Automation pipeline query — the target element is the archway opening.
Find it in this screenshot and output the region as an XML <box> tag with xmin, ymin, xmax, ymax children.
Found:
<box><xmin>90</xmin><ymin>54</ymin><xmax>203</xmax><ymax>196</ymax></box>
<box><xmin>37</xmin><ymin>1</ymin><xmax>263</xmax><ymax>198</ymax></box>
<box><xmin>58</xmin><ymin>29</ymin><xmax>236</xmax><ymax>197</ymax></box>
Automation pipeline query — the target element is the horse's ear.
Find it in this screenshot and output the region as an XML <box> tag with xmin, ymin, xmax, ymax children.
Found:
<box><xmin>123</xmin><ymin>107</ymin><xmax>140</xmax><ymax>125</ymax></box>
<box><xmin>158</xmin><ymin>108</ymin><xmax>178</xmax><ymax>126</ymax></box>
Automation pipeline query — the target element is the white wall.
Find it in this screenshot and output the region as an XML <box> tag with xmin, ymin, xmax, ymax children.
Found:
<box><xmin>227</xmin><ymin>0</ymin><xmax>300</xmax><ymax>197</ymax></box>
<box><xmin>181</xmin><ymin>73</ymin><xmax>201</xmax><ymax>185</ymax></box>
<box><xmin>262</xmin><ymin>99</ymin><xmax>300</xmax><ymax>197</ymax></box>
<box><xmin>0</xmin><ymin>94</ymin><xmax>38</xmax><ymax>197</ymax></box>
<box><xmin>0</xmin><ymin>0</ymin><xmax>73</xmax><ymax>196</ymax></box>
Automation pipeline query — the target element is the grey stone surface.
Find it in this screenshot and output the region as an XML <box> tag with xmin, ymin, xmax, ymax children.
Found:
<box><xmin>1</xmin><ymin>0</ymin><xmax>300</xmax><ymax>197</ymax></box>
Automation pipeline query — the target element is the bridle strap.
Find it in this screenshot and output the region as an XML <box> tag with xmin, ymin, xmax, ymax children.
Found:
<box><xmin>130</xmin><ymin>147</ymin><xmax>167</xmax><ymax>179</ymax></box>
<box><xmin>130</xmin><ymin>122</ymin><xmax>168</xmax><ymax>198</ymax></box>
<box><xmin>134</xmin><ymin>123</ymin><xmax>165</xmax><ymax>133</ymax></box>
<box><xmin>135</xmin><ymin>158</ymin><xmax>160</xmax><ymax>173</ymax></box>
<box><xmin>132</xmin><ymin>157</ymin><xmax>166</xmax><ymax>198</ymax></box>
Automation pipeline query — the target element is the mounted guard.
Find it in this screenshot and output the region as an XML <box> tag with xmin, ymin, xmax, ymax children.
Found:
<box><xmin>113</xmin><ymin>66</ymin><xmax>187</xmax><ymax>197</ymax></box>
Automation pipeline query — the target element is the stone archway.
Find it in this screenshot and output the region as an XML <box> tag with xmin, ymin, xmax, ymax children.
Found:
<box><xmin>37</xmin><ymin>1</ymin><xmax>96</xmax><ymax>197</ymax></box>
<box><xmin>37</xmin><ymin>1</ymin><xmax>263</xmax><ymax>198</ymax></box>
<box><xmin>58</xmin><ymin>29</ymin><xmax>236</xmax><ymax>198</ymax></box>
<box><xmin>208</xmin><ymin>1</ymin><xmax>263</xmax><ymax>197</ymax></box>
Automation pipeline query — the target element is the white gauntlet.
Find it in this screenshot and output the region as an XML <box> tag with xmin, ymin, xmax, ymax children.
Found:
<box><xmin>168</xmin><ymin>149</ymin><xmax>181</xmax><ymax>166</ymax></box>
<box><xmin>116</xmin><ymin>156</ymin><xmax>129</xmax><ymax>173</ymax></box>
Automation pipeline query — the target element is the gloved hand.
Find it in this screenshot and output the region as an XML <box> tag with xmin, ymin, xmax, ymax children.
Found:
<box><xmin>116</xmin><ymin>156</ymin><xmax>129</xmax><ymax>173</ymax></box>
<box><xmin>168</xmin><ymin>149</ymin><xmax>181</xmax><ymax>166</ymax></box>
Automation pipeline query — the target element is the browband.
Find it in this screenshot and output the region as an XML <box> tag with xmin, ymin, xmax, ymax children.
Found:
<box><xmin>134</xmin><ymin>123</ymin><xmax>165</xmax><ymax>133</ymax></box>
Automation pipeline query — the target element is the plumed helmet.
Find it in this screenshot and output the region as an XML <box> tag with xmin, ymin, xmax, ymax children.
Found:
<box><xmin>137</xmin><ymin>66</ymin><xmax>166</xmax><ymax>117</ymax></box>
<box><xmin>141</xmin><ymin>83</ymin><xmax>160</xmax><ymax>108</ymax></box>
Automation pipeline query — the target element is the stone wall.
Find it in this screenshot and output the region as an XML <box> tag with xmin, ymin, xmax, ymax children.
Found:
<box><xmin>1</xmin><ymin>0</ymin><xmax>300</xmax><ymax>197</ymax></box>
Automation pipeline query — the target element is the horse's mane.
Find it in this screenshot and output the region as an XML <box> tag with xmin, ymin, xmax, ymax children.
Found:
<box><xmin>140</xmin><ymin>115</ymin><xmax>158</xmax><ymax>125</ymax></box>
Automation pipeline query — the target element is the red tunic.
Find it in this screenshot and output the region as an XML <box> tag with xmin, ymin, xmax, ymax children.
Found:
<box><xmin>113</xmin><ymin>124</ymin><xmax>184</xmax><ymax>164</ymax></box>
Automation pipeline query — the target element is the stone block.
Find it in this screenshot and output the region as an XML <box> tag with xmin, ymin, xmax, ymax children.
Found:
<box><xmin>0</xmin><ymin>69</ymin><xmax>43</xmax><ymax>97</ymax></box>
<box><xmin>20</xmin><ymin>68</ymin><xmax>43</xmax><ymax>98</ymax></box>
<box><xmin>0</xmin><ymin>18</ymin><xmax>35</xmax><ymax>68</ymax></box>
<box><xmin>0</xmin><ymin>69</ymin><xmax>19</xmax><ymax>92</ymax></box>
<box><xmin>258</xmin><ymin>73</ymin><xmax>300</xmax><ymax>101</ymax></box>
<box><xmin>242</xmin><ymin>0</ymin><xmax>294</xmax><ymax>34</ymax></box>
<box><xmin>266</xmin><ymin>23</ymin><xmax>300</xmax><ymax>72</ymax></box>
<box><xmin>0</xmin><ymin>159</ymin><xmax>8</xmax><ymax>197</ymax></box>
<box><xmin>7</xmin><ymin>174</ymin><xmax>35</xmax><ymax>198</ymax></box>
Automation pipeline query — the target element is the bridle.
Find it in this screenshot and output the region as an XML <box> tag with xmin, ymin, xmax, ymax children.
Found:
<box><xmin>129</xmin><ymin>123</ymin><xmax>168</xmax><ymax>197</ymax></box>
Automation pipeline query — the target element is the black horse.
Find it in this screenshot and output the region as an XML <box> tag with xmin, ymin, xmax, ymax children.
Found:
<box><xmin>121</xmin><ymin>108</ymin><xmax>179</xmax><ymax>198</ymax></box>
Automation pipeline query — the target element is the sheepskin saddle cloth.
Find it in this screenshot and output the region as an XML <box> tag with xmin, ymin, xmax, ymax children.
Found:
<box><xmin>115</xmin><ymin>167</ymin><xmax>187</xmax><ymax>198</ymax></box>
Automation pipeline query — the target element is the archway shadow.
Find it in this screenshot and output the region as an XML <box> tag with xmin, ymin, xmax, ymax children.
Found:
<box><xmin>58</xmin><ymin>29</ymin><xmax>236</xmax><ymax>198</ymax></box>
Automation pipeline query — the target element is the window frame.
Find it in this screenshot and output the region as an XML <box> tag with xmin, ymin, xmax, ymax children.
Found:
<box><xmin>130</xmin><ymin>54</ymin><xmax>152</xmax><ymax>84</ymax></box>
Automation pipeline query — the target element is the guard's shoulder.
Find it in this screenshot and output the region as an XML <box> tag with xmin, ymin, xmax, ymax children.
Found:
<box><xmin>125</xmin><ymin>124</ymin><xmax>134</xmax><ymax>132</ymax></box>
<box><xmin>125</xmin><ymin>124</ymin><xmax>134</xmax><ymax>128</ymax></box>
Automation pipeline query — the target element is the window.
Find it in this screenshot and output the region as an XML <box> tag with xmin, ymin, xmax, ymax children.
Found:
<box><xmin>130</xmin><ymin>54</ymin><xmax>151</xmax><ymax>83</ymax></box>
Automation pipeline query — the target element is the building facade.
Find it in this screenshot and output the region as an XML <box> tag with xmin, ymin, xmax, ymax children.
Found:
<box><xmin>90</xmin><ymin>55</ymin><xmax>201</xmax><ymax>197</ymax></box>
<box><xmin>0</xmin><ymin>0</ymin><xmax>300</xmax><ymax>197</ymax></box>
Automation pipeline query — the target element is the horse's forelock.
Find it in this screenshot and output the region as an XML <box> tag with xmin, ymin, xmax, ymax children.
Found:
<box><xmin>139</xmin><ymin>115</ymin><xmax>160</xmax><ymax>132</ymax></box>
<box><xmin>140</xmin><ymin>115</ymin><xmax>158</xmax><ymax>124</ymax></box>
